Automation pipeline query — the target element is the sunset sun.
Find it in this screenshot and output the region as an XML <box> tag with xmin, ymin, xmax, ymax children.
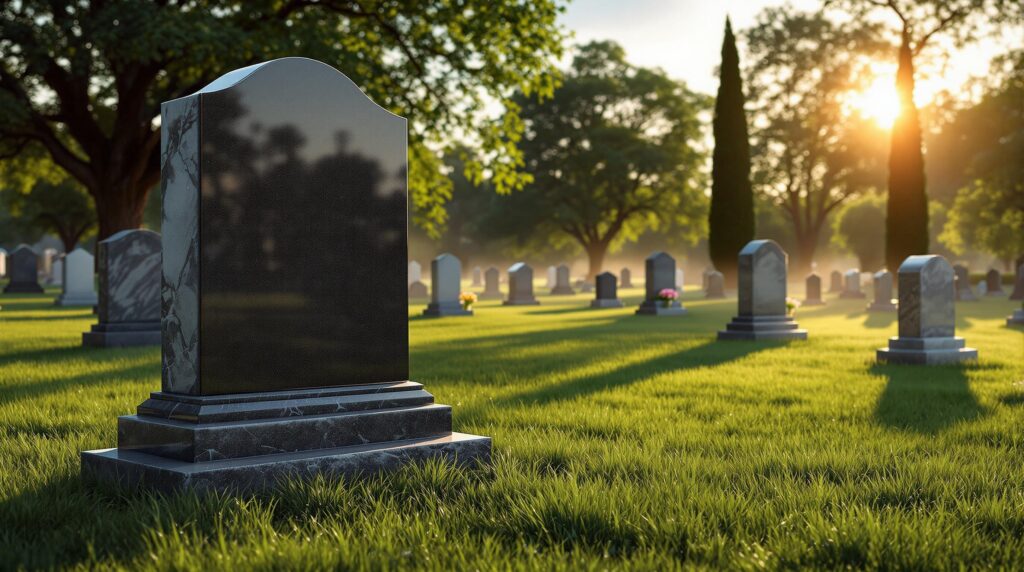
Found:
<box><xmin>847</xmin><ymin>75</ymin><xmax>902</xmax><ymax>129</ymax></box>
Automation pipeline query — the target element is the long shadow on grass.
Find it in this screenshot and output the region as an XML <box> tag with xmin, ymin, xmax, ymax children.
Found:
<box><xmin>871</xmin><ymin>363</ymin><xmax>986</xmax><ymax>434</ymax></box>
<box><xmin>0</xmin><ymin>345</ymin><xmax>158</xmax><ymax>405</ymax></box>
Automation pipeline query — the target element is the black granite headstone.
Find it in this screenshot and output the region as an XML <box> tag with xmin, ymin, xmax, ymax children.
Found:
<box><xmin>2</xmin><ymin>245</ymin><xmax>43</xmax><ymax>294</ymax></box>
<box><xmin>591</xmin><ymin>271</ymin><xmax>623</xmax><ymax>308</ymax></box>
<box><xmin>81</xmin><ymin>58</ymin><xmax>490</xmax><ymax>492</ymax></box>
<box><xmin>636</xmin><ymin>252</ymin><xmax>685</xmax><ymax>316</ymax></box>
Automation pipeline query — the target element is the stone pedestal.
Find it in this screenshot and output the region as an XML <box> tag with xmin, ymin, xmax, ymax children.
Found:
<box><xmin>719</xmin><ymin>315</ymin><xmax>807</xmax><ymax>340</ymax></box>
<box><xmin>83</xmin><ymin>230</ymin><xmax>161</xmax><ymax>347</ymax></box>
<box><xmin>423</xmin><ymin>301</ymin><xmax>472</xmax><ymax>317</ymax></box>
<box><xmin>877</xmin><ymin>337</ymin><xmax>977</xmax><ymax>365</ymax></box>
<box><xmin>1008</xmin><ymin>309</ymin><xmax>1024</xmax><ymax>327</ymax></box>
<box><xmin>81</xmin><ymin>382</ymin><xmax>490</xmax><ymax>493</ymax></box>
<box><xmin>718</xmin><ymin>240</ymin><xmax>806</xmax><ymax>341</ymax></box>
<box><xmin>636</xmin><ymin>301</ymin><xmax>686</xmax><ymax>315</ymax></box>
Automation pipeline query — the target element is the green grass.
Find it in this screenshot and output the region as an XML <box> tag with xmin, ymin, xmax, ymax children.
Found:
<box><xmin>1</xmin><ymin>284</ymin><xmax>1023</xmax><ymax>570</ymax></box>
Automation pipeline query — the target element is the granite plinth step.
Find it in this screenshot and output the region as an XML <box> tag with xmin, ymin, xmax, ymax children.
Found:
<box><xmin>82</xmin><ymin>432</ymin><xmax>492</xmax><ymax>494</ymax></box>
<box><xmin>877</xmin><ymin>336</ymin><xmax>978</xmax><ymax>365</ymax></box>
<box><xmin>83</xmin><ymin>321</ymin><xmax>160</xmax><ymax>347</ymax></box>
<box><xmin>423</xmin><ymin>302</ymin><xmax>473</xmax><ymax>317</ymax></box>
<box><xmin>867</xmin><ymin>302</ymin><xmax>897</xmax><ymax>312</ymax></box>
<box><xmin>118</xmin><ymin>403</ymin><xmax>453</xmax><ymax>462</ymax></box>
<box><xmin>3</xmin><ymin>283</ymin><xmax>44</xmax><ymax>294</ymax></box>
<box><xmin>502</xmin><ymin>299</ymin><xmax>540</xmax><ymax>306</ymax></box>
<box><xmin>1005</xmin><ymin>310</ymin><xmax>1023</xmax><ymax>327</ymax></box>
<box><xmin>636</xmin><ymin>302</ymin><xmax>686</xmax><ymax>316</ymax></box>
<box><xmin>137</xmin><ymin>381</ymin><xmax>432</xmax><ymax>422</ymax></box>
<box><xmin>718</xmin><ymin>315</ymin><xmax>807</xmax><ymax>341</ymax></box>
<box><xmin>590</xmin><ymin>299</ymin><xmax>624</xmax><ymax>309</ymax></box>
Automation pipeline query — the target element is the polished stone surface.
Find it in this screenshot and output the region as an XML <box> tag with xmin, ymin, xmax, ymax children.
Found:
<box><xmin>985</xmin><ymin>269</ymin><xmax>1005</xmax><ymax>296</ymax></box>
<box><xmin>408</xmin><ymin>261</ymin><xmax>422</xmax><ymax>286</ymax></box>
<box><xmin>162</xmin><ymin>57</ymin><xmax>408</xmax><ymax>395</ymax></box>
<box><xmin>829</xmin><ymin>270</ymin><xmax>842</xmax><ymax>293</ymax></box>
<box><xmin>3</xmin><ymin>245</ymin><xmax>43</xmax><ymax>294</ymax></box>
<box><xmin>877</xmin><ymin>255</ymin><xmax>975</xmax><ymax>365</ymax></box>
<box><xmin>424</xmin><ymin>253</ymin><xmax>471</xmax><ymax>317</ymax></box>
<box><xmin>706</xmin><ymin>271</ymin><xmax>725</xmax><ymax>299</ymax></box>
<box><xmin>620</xmin><ymin>267</ymin><xmax>633</xmax><ymax>288</ymax></box>
<box><xmin>479</xmin><ymin>267</ymin><xmax>502</xmax><ymax>300</ymax></box>
<box><xmin>550</xmin><ymin>264</ymin><xmax>575</xmax><ymax>295</ymax></box>
<box><xmin>85</xmin><ymin>230</ymin><xmax>161</xmax><ymax>347</ymax></box>
<box><xmin>504</xmin><ymin>262</ymin><xmax>539</xmax><ymax>305</ymax></box>
<box><xmin>803</xmin><ymin>273</ymin><xmax>823</xmax><ymax>305</ymax></box>
<box><xmin>953</xmin><ymin>264</ymin><xmax>977</xmax><ymax>301</ymax></box>
<box><xmin>56</xmin><ymin>248</ymin><xmax>98</xmax><ymax>307</ymax></box>
<box><xmin>636</xmin><ymin>252</ymin><xmax>685</xmax><ymax>315</ymax></box>
<box><xmin>1010</xmin><ymin>263</ymin><xmax>1023</xmax><ymax>301</ymax></box>
<box><xmin>840</xmin><ymin>269</ymin><xmax>865</xmax><ymax>299</ymax></box>
<box><xmin>867</xmin><ymin>270</ymin><xmax>896</xmax><ymax>312</ymax></box>
<box><xmin>590</xmin><ymin>271</ymin><xmax>623</xmax><ymax>308</ymax></box>
<box><xmin>720</xmin><ymin>240</ymin><xmax>805</xmax><ymax>341</ymax></box>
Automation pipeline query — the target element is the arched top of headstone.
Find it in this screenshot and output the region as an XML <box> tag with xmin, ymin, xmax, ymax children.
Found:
<box><xmin>845</xmin><ymin>268</ymin><xmax>860</xmax><ymax>277</ymax></box>
<box><xmin>11</xmin><ymin>244</ymin><xmax>36</xmax><ymax>255</ymax></box>
<box><xmin>738</xmin><ymin>239</ymin><xmax>783</xmax><ymax>258</ymax></box>
<box><xmin>806</xmin><ymin>272</ymin><xmax>820</xmax><ymax>279</ymax></box>
<box><xmin>486</xmin><ymin>266</ymin><xmax>498</xmax><ymax>273</ymax></box>
<box><xmin>597</xmin><ymin>271</ymin><xmax>615</xmax><ymax>280</ymax></box>
<box><xmin>875</xmin><ymin>269</ymin><xmax>890</xmax><ymax>279</ymax></box>
<box><xmin>104</xmin><ymin>228</ymin><xmax>160</xmax><ymax>244</ymax></box>
<box><xmin>647</xmin><ymin>251</ymin><xmax>674</xmax><ymax>263</ymax></box>
<box><xmin>986</xmin><ymin>268</ymin><xmax>1000</xmax><ymax>277</ymax></box>
<box><xmin>185</xmin><ymin>57</ymin><xmax>403</xmax><ymax>120</ymax></box>
<box><xmin>66</xmin><ymin>247</ymin><xmax>92</xmax><ymax>260</ymax></box>
<box><xmin>509</xmin><ymin>262</ymin><xmax>529</xmax><ymax>273</ymax></box>
<box><xmin>898</xmin><ymin>255</ymin><xmax>950</xmax><ymax>276</ymax></box>
<box><xmin>435</xmin><ymin>253</ymin><xmax>457</xmax><ymax>263</ymax></box>
<box><xmin>557</xmin><ymin>263</ymin><xmax>569</xmax><ymax>271</ymax></box>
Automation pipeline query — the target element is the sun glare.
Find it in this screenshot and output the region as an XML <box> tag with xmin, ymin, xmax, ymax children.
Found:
<box><xmin>847</xmin><ymin>76</ymin><xmax>902</xmax><ymax>129</ymax></box>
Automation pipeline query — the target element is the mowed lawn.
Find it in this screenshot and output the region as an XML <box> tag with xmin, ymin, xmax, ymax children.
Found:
<box><xmin>1</xmin><ymin>283</ymin><xmax>1023</xmax><ymax>570</ymax></box>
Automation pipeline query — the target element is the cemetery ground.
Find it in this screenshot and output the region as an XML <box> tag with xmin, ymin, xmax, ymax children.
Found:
<box><xmin>1</xmin><ymin>285</ymin><xmax>1023</xmax><ymax>570</ymax></box>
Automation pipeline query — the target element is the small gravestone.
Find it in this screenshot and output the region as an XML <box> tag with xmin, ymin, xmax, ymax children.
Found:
<box><xmin>636</xmin><ymin>252</ymin><xmax>686</xmax><ymax>316</ymax></box>
<box><xmin>829</xmin><ymin>270</ymin><xmax>843</xmax><ymax>293</ymax></box>
<box><xmin>3</xmin><ymin>245</ymin><xmax>44</xmax><ymax>294</ymax></box>
<box><xmin>675</xmin><ymin>268</ymin><xmax>684</xmax><ymax>290</ymax></box>
<box><xmin>706</xmin><ymin>271</ymin><xmax>726</xmax><ymax>299</ymax></box>
<box><xmin>81</xmin><ymin>58</ymin><xmax>489</xmax><ymax>493</ymax></box>
<box><xmin>41</xmin><ymin>248</ymin><xmax>58</xmax><ymax>284</ymax></box>
<box><xmin>0</xmin><ymin>248</ymin><xmax>6</xmax><ymax>277</ymax></box>
<box><xmin>877</xmin><ymin>255</ymin><xmax>977</xmax><ymax>364</ymax></box>
<box><xmin>408</xmin><ymin>261</ymin><xmax>422</xmax><ymax>286</ymax></box>
<box><xmin>546</xmin><ymin>266</ymin><xmax>556</xmax><ymax>289</ymax></box>
<box><xmin>423</xmin><ymin>253</ymin><xmax>471</xmax><ymax>317</ymax></box>
<box><xmin>50</xmin><ymin>257</ymin><xmax>64</xmax><ymax>287</ymax></box>
<box><xmin>471</xmin><ymin>266</ymin><xmax>482</xmax><ymax>287</ymax></box>
<box><xmin>408</xmin><ymin>280</ymin><xmax>429</xmax><ymax>299</ymax></box>
<box><xmin>840</xmin><ymin>269</ymin><xmax>866</xmax><ymax>299</ymax></box>
<box><xmin>977</xmin><ymin>280</ymin><xmax>988</xmax><ymax>296</ymax></box>
<box><xmin>479</xmin><ymin>267</ymin><xmax>502</xmax><ymax>300</ymax></box>
<box><xmin>702</xmin><ymin>267</ymin><xmax>714</xmax><ymax>291</ymax></box>
<box><xmin>1007</xmin><ymin>306</ymin><xmax>1024</xmax><ymax>327</ymax></box>
<box><xmin>504</xmin><ymin>262</ymin><xmax>539</xmax><ymax>305</ymax></box>
<box><xmin>550</xmin><ymin>264</ymin><xmax>575</xmax><ymax>295</ymax></box>
<box><xmin>986</xmin><ymin>268</ymin><xmax>1005</xmax><ymax>296</ymax></box>
<box><xmin>55</xmin><ymin>248</ymin><xmax>98</xmax><ymax>307</ymax></box>
<box><xmin>1010</xmin><ymin>262</ymin><xmax>1024</xmax><ymax>301</ymax></box>
<box><xmin>953</xmin><ymin>264</ymin><xmax>977</xmax><ymax>301</ymax></box>
<box><xmin>867</xmin><ymin>270</ymin><xmax>897</xmax><ymax>312</ymax></box>
<box><xmin>590</xmin><ymin>272</ymin><xmax>623</xmax><ymax>308</ymax></box>
<box><xmin>579</xmin><ymin>279</ymin><xmax>594</xmax><ymax>293</ymax></box>
<box><xmin>620</xmin><ymin>267</ymin><xmax>633</xmax><ymax>288</ymax></box>
<box><xmin>82</xmin><ymin>230</ymin><xmax>161</xmax><ymax>347</ymax></box>
<box><xmin>803</xmin><ymin>273</ymin><xmax>824</xmax><ymax>306</ymax></box>
<box><xmin>719</xmin><ymin>240</ymin><xmax>806</xmax><ymax>341</ymax></box>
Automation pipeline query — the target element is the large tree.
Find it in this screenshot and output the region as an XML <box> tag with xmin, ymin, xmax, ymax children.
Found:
<box><xmin>826</xmin><ymin>0</ymin><xmax>1024</xmax><ymax>272</ymax></box>
<box><xmin>708</xmin><ymin>17</ymin><xmax>754</xmax><ymax>287</ymax></box>
<box><xmin>493</xmin><ymin>41</ymin><xmax>707</xmax><ymax>279</ymax></box>
<box><xmin>0</xmin><ymin>0</ymin><xmax>566</xmax><ymax>241</ymax></box>
<box><xmin>744</xmin><ymin>7</ymin><xmax>888</xmax><ymax>274</ymax></box>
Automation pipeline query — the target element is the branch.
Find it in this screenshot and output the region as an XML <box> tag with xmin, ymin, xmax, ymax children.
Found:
<box><xmin>914</xmin><ymin>7</ymin><xmax>968</xmax><ymax>53</ymax></box>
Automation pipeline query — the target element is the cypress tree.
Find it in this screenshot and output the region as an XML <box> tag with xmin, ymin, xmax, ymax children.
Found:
<box><xmin>709</xmin><ymin>17</ymin><xmax>754</xmax><ymax>287</ymax></box>
<box><xmin>886</xmin><ymin>34</ymin><xmax>929</xmax><ymax>272</ymax></box>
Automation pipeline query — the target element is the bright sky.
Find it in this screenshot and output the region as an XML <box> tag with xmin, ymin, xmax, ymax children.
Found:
<box><xmin>560</xmin><ymin>0</ymin><xmax>1017</xmax><ymax>124</ymax></box>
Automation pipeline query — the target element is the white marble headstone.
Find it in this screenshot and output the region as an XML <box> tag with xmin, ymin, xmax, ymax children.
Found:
<box><xmin>56</xmin><ymin>248</ymin><xmax>98</xmax><ymax>306</ymax></box>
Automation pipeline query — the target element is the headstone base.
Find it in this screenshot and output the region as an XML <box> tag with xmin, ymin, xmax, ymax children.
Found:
<box><xmin>3</xmin><ymin>283</ymin><xmax>44</xmax><ymax>294</ymax></box>
<box><xmin>876</xmin><ymin>336</ymin><xmax>978</xmax><ymax>365</ymax></box>
<box><xmin>635</xmin><ymin>301</ymin><xmax>686</xmax><ymax>316</ymax></box>
<box><xmin>590</xmin><ymin>299</ymin><xmax>624</xmax><ymax>309</ymax></box>
<box><xmin>422</xmin><ymin>302</ymin><xmax>472</xmax><ymax>317</ymax></box>
<box><xmin>477</xmin><ymin>291</ymin><xmax>503</xmax><ymax>301</ymax></box>
<box><xmin>867</xmin><ymin>301</ymin><xmax>897</xmax><ymax>312</ymax></box>
<box><xmin>839</xmin><ymin>291</ymin><xmax>866</xmax><ymax>299</ymax></box>
<box><xmin>1007</xmin><ymin>310</ymin><xmax>1024</xmax><ymax>327</ymax></box>
<box><xmin>80</xmin><ymin>381</ymin><xmax>491</xmax><ymax>494</ymax></box>
<box><xmin>549</xmin><ymin>286</ymin><xmax>575</xmax><ymax>295</ymax></box>
<box><xmin>718</xmin><ymin>315</ymin><xmax>807</xmax><ymax>341</ymax></box>
<box><xmin>55</xmin><ymin>293</ymin><xmax>99</xmax><ymax>307</ymax></box>
<box><xmin>82</xmin><ymin>321</ymin><xmax>161</xmax><ymax>347</ymax></box>
<box><xmin>502</xmin><ymin>299</ymin><xmax>540</xmax><ymax>306</ymax></box>
<box><xmin>802</xmin><ymin>298</ymin><xmax>824</xmax><ymax>306</ymax></box>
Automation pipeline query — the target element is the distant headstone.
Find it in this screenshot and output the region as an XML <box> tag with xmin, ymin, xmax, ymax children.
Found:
<box><xmin>877</xmin><ymin>255</ymin><xmax>977</xmax><ymax>364</ymax></box>
<box><xmin>408</xmin><ymin>280</ymin><xmax>429</xmax><ymax>298</ymax></box>
<box><xmin>977</xmin><ymin>280</ymin><xmax>988</xmax><ymax>296</ymax></box>
<box><xmin>706</xmin><ymin>271</ymin><xmax>726</xmax><ymax>299</ymax></box>
<box><xmin>82</xmin><ymin>229</ymin><xmax>161</xmax><ymax>347</ymax></box>
<box><xmin>1008</xmin><ymin>309</ymin><xmax>1024</xmax><ymax>327</ymax></box>
<box><xmin>471</xmin><ymin>266</ymin><xmax>482</xmax><ymax>287</ymax></box>
<box><xmin>591</xmin><ymin>272</ymin><xmax>623</xmax><ymax>308</ymax></box>
<box><xmin>0</xmin><ymin>248</ymin><xmax>6</xmax><ymax>277</ymax></box>
<box><xmin>719</xmin><ymin>240</ymin><xmax>806</xmax><ymax>341</ymax></box>
<box><xmin>702</xmin><ymin>267</ymin><xmax>714</xmax><ymax>291</ymax></box>
<box><xmin>546</xmin><ymin>266</ymin><xmax>556</xmax><ymax>288</ymax></box>
<box><xmin>840</xmin><ymin>269</ymin><xmax>865</xmax><ymax>299</ymax></box>
<box><xmin>82</xmin><ymin>58</ymin><xmax>488</xmax><ymax>493</ymax></box>
<box><xmin>479</xmin><ymin>267</ymin><xmax>502</xmax><ymax>300</ymax></box>
<box><xmin>867</xmin><ymin>270</ymin><xmax>897</xmax><ymax>312</ymax></box>
<box><xmin>55</xmin><ymin>248</ymin><xmax>98</xmax><ymax>307</ymax></box>
<box><xmin>953</xmin><ymin>264</ymin><xmax>977</xmax><ymax>301</ymax></box>
<box><xmin>579</xmin><ymin>279</ymin><xmax>594</xmax><ymax>293</ymax></box>
<box><xmin>986</xmin><ymin>268</ymin><xmax>1005</xmax><ymax>296</ymax></box>
<box><xmin>829</xmin><ymin>270</ymin><xmax>842</xmax><ymax>293</ymax></box>
<box><xmin>620</xmin><ymin>267</ymin><xmax>633</xmax><ymax>288</ymax></box>
<box><xmin>2</xmin><ymin>245</ymin><xmax>43</xmax><ymax>294</ymax></box>
<box><xmin>550</xmin><ymin>264</ymin><xmax>575</xmax><ymax>295</ymax></box>
<box><xmin>803</xmin><ymin>273</ymin><xmax>824</xmax><ymax>306</ymax></box>
<box><xmin>1010</xmin><ymin>262</ymin><xmax>1024</xmax><ymax>301</ymax></box>
<box><xmin>636</xmin><ymin>252</ymin><xmax>686</xmax><ymax>316</ymax></box>
<box><xmin>675</xmin><ymin>268</ymin><xmax>684</xmax><ymax>290</ymax></box>
<box><xmin>504</xmin><ymin>262</ymin><xmax>539</xmax><ymax>305</ymax></box>
<box><xmin>408</xmin><ymin>261</ymin><xmax>422</xmax><ymax>286</ymax></box>
<box><xmin>50</xmin><ymin>257</ymin><xmax>64</xmax><ymax>287</ymax></box>
<box><xmin>423</xmin><ymin>253</ymin><xmax>471</xmax><ymax>317</ymax></box>
<box><xmin>41</xmin><ymin>247</ymin><xmax>58</xmax><ymax>283</ymax></box>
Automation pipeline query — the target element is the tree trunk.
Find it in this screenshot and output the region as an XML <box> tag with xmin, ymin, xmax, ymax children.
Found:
<box><xmin>91</xmin><ymin>181</ymin><xmax>152</xmax><ymax>242</ymax></box>
<box><xmin>584</xmin><ymin>242</ymin><xmax>608</xmax><ymax>282</ymax></box>
<box><xmin>793</xmin><ymin>232</ymin><xmax>817</xmax><ymax>278</ymax></box>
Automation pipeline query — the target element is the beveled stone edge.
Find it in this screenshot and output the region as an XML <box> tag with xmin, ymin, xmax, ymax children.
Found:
<box><xmin>148</xmin><ymin>380</ymin><xmax>423</xmax><ymax>405</ymax></box>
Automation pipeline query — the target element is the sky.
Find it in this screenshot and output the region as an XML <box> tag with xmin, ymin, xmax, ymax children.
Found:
<box><xmin>559</xmin><ymin>0</ymin><xmax>1015</xmax><ymax>107</ymax></box>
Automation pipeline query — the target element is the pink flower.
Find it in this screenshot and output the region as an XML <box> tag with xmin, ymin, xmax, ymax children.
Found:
<box><xmin>657</xmin><ymin>288</ymin><xmax>678</xmax><ymax>301</ymax></box>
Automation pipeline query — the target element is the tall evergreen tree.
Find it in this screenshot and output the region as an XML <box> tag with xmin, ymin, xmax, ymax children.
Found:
<box><xmin>709</xmin><ymin>17</ymin><xmax>754</xmax><ymax>286</ymax></box>
<box><xmin>886</xmin><ymin>34</ymin><xmax>929</xmax><ymax>272</ymax></box>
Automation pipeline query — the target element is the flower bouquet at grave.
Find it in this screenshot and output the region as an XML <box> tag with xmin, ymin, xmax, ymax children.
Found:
<box><xmin>657</xmin><ymin>288</ymin><xmax>678</xmax><ymax>308</ymax></box>
<box><xmin>786</xmin><ymin>297</ymin><xmax>801</xmax><ymax>316</ymax></box>
<box><xmin>459</xmin><ymin>292</ymin><xmax>478</xmax><ymax>311</ymax></box>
